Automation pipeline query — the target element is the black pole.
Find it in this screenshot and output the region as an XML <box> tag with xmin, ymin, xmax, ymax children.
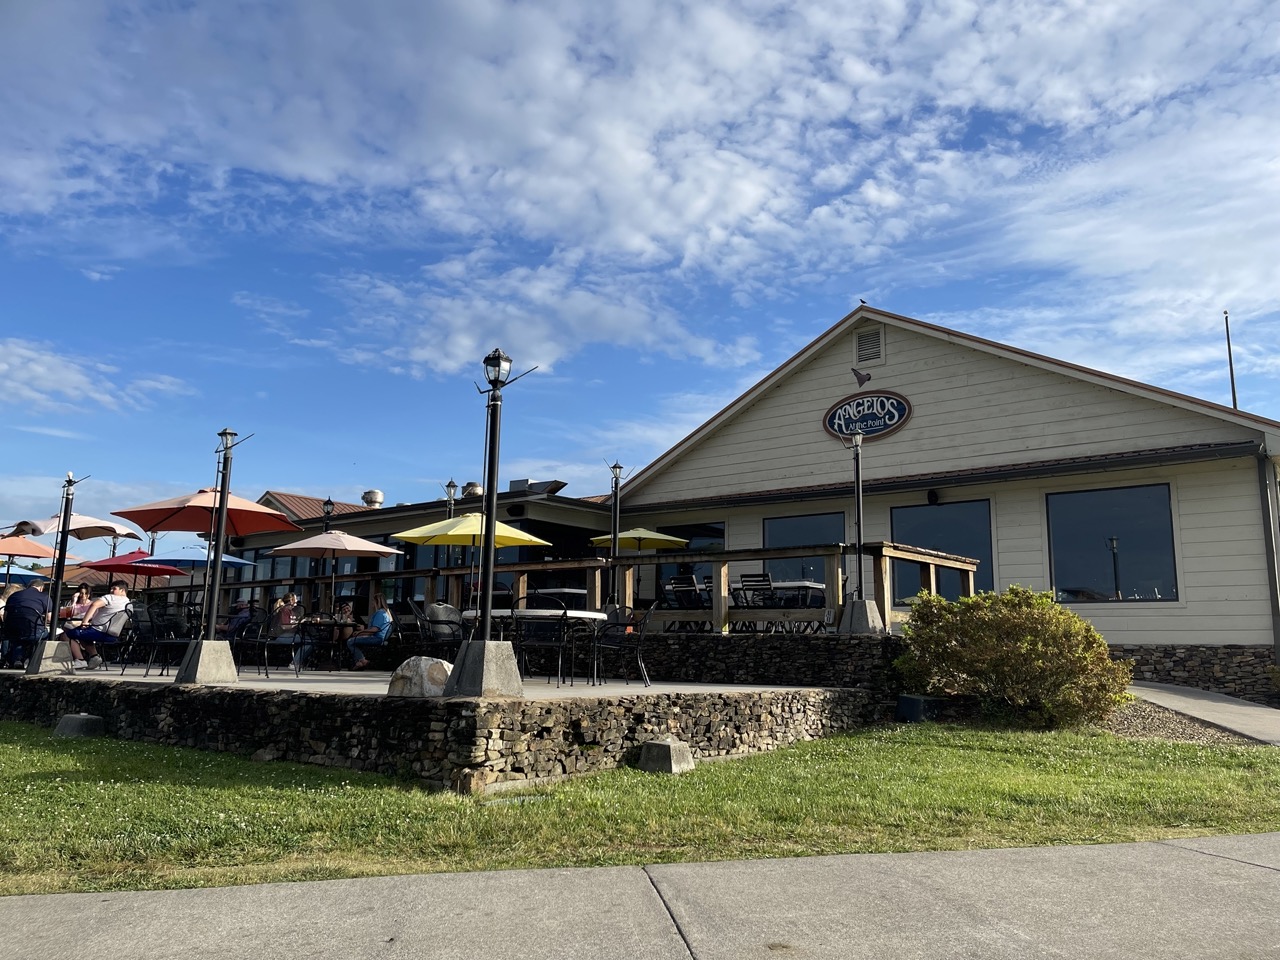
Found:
<box><xmin>477</xmin><ymin>387</ymin><xmax>503</xmax><ymax>645</ymax></box>
<box><xmin>202</xmin><ymin>428</ymin><xmax>236</xmax><ymax>642</ymax></box>
<box><xmin>609</xmin><ymin>464</ymin><xmax>622</xmax><ymax>605</ymax></box>
<box><xmin>46</xmin><ymin>474</ymin><xmax>78</xmax><ymax>644</ymax></box>
<box><xmin>1224</xmin><ymin>309</ymin><xmax>1238</xmax><ymax>410</ymax></box>
<box><xmin>853</xmin><ymin>439</ymin><xmax>865</xmax><ymax>601</ymax></box>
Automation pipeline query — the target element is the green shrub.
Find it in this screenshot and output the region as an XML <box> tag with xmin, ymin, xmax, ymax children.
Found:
<box><xmin>896</xmin><ymin>585</ymin><xmax>1131</xmax><ymax>728</ymax></box>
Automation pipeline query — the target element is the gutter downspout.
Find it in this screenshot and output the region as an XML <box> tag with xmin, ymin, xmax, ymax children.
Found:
<box><xmin>1257</xmin><ymin>454</ymin><xmax>1280</xmax><ymax>664</ymax></box>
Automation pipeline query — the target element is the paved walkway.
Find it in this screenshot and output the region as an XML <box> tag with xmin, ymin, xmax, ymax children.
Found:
<box><xmin>1130</xmin><ymin>681</ymin><xmax>1280</xmax><ymax>744</ymax></box>
<box><xmin>5</xmin><ymin>833</ymin><xmax>1279</xmax><ymax>959</ymax></box>
<box><xmin>5</xmin><ymin>682</ymin><xmax>1278</xmax><ymax>959</ymax></box>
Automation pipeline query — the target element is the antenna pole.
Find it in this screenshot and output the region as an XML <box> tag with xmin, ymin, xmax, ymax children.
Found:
<box><xmin>1224</xmin><ymin>309</ymin><xmax>1238</xmax><ymax>410</ymax></box>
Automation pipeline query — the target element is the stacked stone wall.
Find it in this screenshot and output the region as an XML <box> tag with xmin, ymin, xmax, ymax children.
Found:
<box><xmin>1111</xmin><ymin>643</ymin><xmax>1278</xmax><ymax>706</ymax></box>
<box><xmin>0</xmin><ymin>673</ymin><xmax>884</xmax><ymax>794</ymax></box>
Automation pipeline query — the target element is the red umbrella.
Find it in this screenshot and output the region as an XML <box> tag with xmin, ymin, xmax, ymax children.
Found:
<box><xmin>81</xmin><ymin>550</ymin><xmax>189</xmax><ymax>579</ymax></box>
<box><xmin>112</xmin><ymin>488</ymin><xmax>300</xmax><ymax>537</ymax></box>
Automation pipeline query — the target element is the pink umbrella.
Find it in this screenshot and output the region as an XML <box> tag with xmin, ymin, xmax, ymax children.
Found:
<box><xmin>268</xmin><ymin>530</ymin><xmax>402</xmax><ymax>610</ymax></box>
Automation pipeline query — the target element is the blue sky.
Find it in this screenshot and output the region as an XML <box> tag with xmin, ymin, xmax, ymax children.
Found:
<box><xmin>2</xmin><ymin>0</ymin><xmax>1278</xmax><ymax>560</ymax></box>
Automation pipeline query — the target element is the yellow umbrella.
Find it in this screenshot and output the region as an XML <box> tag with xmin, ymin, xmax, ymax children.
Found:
<box><xmin>589</xmin><ymin>528</ymin><xmax>689</xmax><ymax>550</ymax></box>
<box><xmin>392</xmin><ymin>512</ymin><xmax>551</xmax><ymax>548</ymax></box>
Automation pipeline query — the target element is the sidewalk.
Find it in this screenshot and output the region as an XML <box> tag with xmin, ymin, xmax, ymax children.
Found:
<box><xmin>1130</xmin><ymin>680</ymin><xmax>1280</xmax><ymax>744</ymax></box>
<box><xmin>5</xmin><ymin>833</ymin><xmax>1279</xmax><ymax>959</ymax></box>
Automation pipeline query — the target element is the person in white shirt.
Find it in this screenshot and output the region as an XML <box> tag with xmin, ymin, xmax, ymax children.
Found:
<box><xmin>64</xmin><ymin>580</ymin><xmax>130</xmax><ymax>669</ymax></box>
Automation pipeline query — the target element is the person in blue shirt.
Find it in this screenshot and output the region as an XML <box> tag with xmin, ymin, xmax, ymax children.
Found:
<box><xmin>347</xmin><ymin>593</ymin><xmax>393</xmax><ymax>670</ymax></box>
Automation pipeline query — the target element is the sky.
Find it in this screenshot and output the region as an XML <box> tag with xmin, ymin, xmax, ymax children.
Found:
<box><xmin>2</xmin><ymin>0</ymin><xmax>1278</xmax><ymax>561</ymax></box>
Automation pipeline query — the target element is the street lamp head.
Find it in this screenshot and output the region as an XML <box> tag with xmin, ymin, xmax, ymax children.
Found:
<box><xmin>483</xmin><ymin>348</ymin><xmax>513</xmax><ymax>389</ymax></box>
<box><xmin>445</xmin><ymin>478</ymin><xmax>458</xmax><ymax>501</ymax></box>
<box><xmin>322</xmin><ymin>496</ymin><xmax>334</xmax><ymax>518</ymax></box>
<box><xmin>610</xmin><ymin>461</ymin><xmax>623</xmax><ymax>482</ymax></box>
<box><xmin>840</xmin><ymin>426</ymin><xmax>865</xmax><ymax>451</ymax></box>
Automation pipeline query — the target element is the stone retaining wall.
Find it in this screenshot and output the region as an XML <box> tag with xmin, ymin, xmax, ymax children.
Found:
<box><xmin>0</xmin><ymin>673</ymin><xmax>886</xmax><ymax>794</ymax></box>
<box><xmin>1110</xmin><ymin>643</ymin><xmax>1278</xmax><ymax>705</ymax></box>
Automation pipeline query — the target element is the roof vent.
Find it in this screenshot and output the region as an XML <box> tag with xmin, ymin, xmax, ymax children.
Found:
<box><xmin>361</xmin><ymin>489</ymin><xmax>384</xmax><ymax>508</ymax></box>
<box><xmin>462</xmin><ymin>482</ymin><xmax>484</xmax><ymax>498</ymax></box>
<box><xmin>856</xmin><ymin>327</ymin><xmax>883</xmax><ymax>364</ymax></box>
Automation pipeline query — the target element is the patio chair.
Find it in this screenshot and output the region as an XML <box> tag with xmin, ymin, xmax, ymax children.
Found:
<box><xmin>667</xmin><ymin>575</ymin><xmax>711</xmax><ymax>632</ymax></box>
<box><xmin>257</xmin><ymin>606</ymin><xmax>300</xmax><ymax>678</ymax></box>
<box><xmin>0</xmin><ymin>616</ymin><xmax>43</xmax><ymax>670</ymax></box>
<box><xmin>592</xmin><ymin>604</ymin><xmax>653</xmax><ymax>687</ymax></box>
<box><xmin>423</xmin><ymin>601</ymin><xmax>465</xmax><ymax>663</ymax></box>
<box><xmin>512</xmin><ymin>593</ymin><xmax>570</xmax><ymax>686</ymax></box>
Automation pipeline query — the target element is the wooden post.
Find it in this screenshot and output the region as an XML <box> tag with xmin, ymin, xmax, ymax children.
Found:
<box><xmin>710</xmin><ymin>558</ymin><xmax>730</xmax><ymax>634</ymax></box>
<box><xmin>823</xmin><ymin>552</ymin><xmax>843</xmax><ymax>628</ymax></box>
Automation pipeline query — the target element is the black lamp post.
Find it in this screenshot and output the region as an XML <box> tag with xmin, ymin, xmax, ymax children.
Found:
<box><xmin>841</xmin><ymin>426</ymin><xmax>866</xmax><ymax>601</ymax></box>
<box><xmin>442</xmin><ymin>348</ymin><xmax>524</xmax><ymax>697</ymax></box>
<box><xmin>322</xmin><ymin>496</ymin><xmax>334</xmax><ymax>532</ymax></box>
<box><xmin>176</xmin><ymin>428</ymin><xmax>241</xmax><ymax>685</ymax></box>
<box><xmin>445</xmin><ymin>478</ymin><xmax>458</xmax><ymax>519</ymax></box>
<box><xmin>28</xmin><ymin>472</ymin><xmax>81</xmax><ymax>675</ymax></box>
<box><xmin>608</xmin><ymin>461</ymin><xmax>623</xmax><ymax>605</ymax></box>
<box><xmin>476</xmin><ymin>348</ymin><xmax>511</xmax><ymax>647</ymax></box>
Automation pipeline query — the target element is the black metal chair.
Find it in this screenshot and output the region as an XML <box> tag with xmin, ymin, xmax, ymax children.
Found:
<box><xmin>592</xmin><ymin>604</ymin><xmax>653</xmax><ymax>687</ymax></box>
<box><xmin>423</xmin><ymin>601</ymin><xmax>465</xmax><ymax>662</ymax></box>
<box><xmin>667</xmin><ymin>575</ymin><xmax>711</xmax><ymax>632</ymax></box>
<box><xmin>0</xmin><ymin>616</ymin><xmax>43</xmax><ymax>670</ymax></box>
<box><xmin>512</xmin><ymin>593</ymin><xmax>570</xmax><ymax>685</ymax></box>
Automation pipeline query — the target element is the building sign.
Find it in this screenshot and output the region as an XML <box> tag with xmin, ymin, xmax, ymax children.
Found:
<box><xmin>823</xmin><ymin>391</ymin><xmax>912</xmax><ymax>441</ymax></box>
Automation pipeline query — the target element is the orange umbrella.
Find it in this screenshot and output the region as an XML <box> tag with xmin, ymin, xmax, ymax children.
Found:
<box><xmin>0</xmin><ymin>535</ymin><xmax>60</xmax><ymax>588</ymax></box>
<box><xmin>113</xmin><ymin>488</ymin><xmax>300</xmax><ymax>537</ymax></box>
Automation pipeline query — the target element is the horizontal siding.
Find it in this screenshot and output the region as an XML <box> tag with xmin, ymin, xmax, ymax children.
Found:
<box><xmin>630</xmin><ymin>323</ymin><xmax>1262</xmax><ymax>505</ymax></box>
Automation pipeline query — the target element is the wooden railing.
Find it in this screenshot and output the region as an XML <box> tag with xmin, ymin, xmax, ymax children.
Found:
<box><xmin>174</xmin><ymin>542</ymin><xmax>979</xmax><ymax>634</ymax></box>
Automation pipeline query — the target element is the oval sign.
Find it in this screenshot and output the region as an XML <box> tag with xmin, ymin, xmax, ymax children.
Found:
<box><xmin>823</xmin><ymin>391</ymin><xmax>912</xmax><ymax>441</ymax></box>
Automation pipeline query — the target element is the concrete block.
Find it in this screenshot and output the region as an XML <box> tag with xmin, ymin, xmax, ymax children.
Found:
<box><xmin>55</xmin><ymin>713</ymin><xmax>105</xmax><ymax>737</ymax></box>
<box><xmin>638</xmin><ymin>736</ymin><xmax>695</xmax><ymax>774</ymax></box>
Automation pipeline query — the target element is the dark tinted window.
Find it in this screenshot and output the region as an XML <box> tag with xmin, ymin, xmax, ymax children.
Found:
<box><xmin>763</xmin><ymin>513</ymin><xmax>843</xmax><ymax>583</ymax></box>
<box><xmin>1047</xmin><ymin>484</ymin><xmax>1177</xmax><ymax>602</ymax></box>
<box><xmin>891</xmin><ymin>500</ymin><xmax>993</xmax><ymax>602</ymax></box>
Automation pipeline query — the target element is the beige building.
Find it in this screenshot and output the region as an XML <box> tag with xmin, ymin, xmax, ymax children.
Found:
<box><xmin>621</xmin><ymin>306</ymin><xmax>1280</xmax><ymax>657</ymax></box>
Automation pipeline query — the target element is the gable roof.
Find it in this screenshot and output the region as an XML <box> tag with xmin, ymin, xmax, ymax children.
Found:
<box><xmin>624</xmin><ymin>305</ymin><xmax>1280</xmax><ymax>499</ymax></box>
<box><xmin>258</xmin><ymin>491</ymin><xmax>370</xmax><ymax>522</ymax></box>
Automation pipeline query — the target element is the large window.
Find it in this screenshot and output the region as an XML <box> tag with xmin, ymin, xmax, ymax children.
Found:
<box><xmin>763</xmin><ymin>512</ymin><xmax>843</xmax><ymax>583</ymax></box>
<box><xmin>1047</xmin><ymin>484</ymin><xmax>1177</xmax><ymax>602</ymax></box>
<box><xmin>654</xmin><ymin>521</ymin><xmax>725</xmax><ymax>593</ymax></box>
<box><xmin>891</xmin><ymin>499</ymin><xmax>993</xmax><ymax>602</ymax></box>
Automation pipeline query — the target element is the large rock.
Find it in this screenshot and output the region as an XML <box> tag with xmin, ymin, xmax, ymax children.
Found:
<box><xmin>388</xmin><ymin>656</ymin><xmax>453</xmax><ymax>698</ymax></box>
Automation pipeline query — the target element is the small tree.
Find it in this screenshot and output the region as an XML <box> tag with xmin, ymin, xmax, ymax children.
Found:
<box><xmin>896</xmin><ymin>585</ymin><xmax>1131</xmax><ymax>728</ymax></box>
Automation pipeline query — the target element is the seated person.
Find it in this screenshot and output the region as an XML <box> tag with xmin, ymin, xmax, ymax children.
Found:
<box><xmin>69</xmin><ymin>586</ymin><xmax>92</xmax><ymax>621</ymax></box>
<box><xmin>268</xmin><ymin>593</ymin><xmax>300</xmax><ymax>638</ymax></box>
<box><xmin>1</xmin><ymin>579</ymin><xmax>53</xmax><ymax>668</ymax></box>
<box><xmin>215</xmin><ymin>600</ymin><xmax>253</xmax><ymax>638</ymax></box>
<box><xmin>347</xmin><ymin>593</ymin><xmax>393</xmax><ymax>670</ymax></box>
<box><xmin>64</xmin><ymin>580</ymin><xmax>130</xmax><ymax>669</ymax></box>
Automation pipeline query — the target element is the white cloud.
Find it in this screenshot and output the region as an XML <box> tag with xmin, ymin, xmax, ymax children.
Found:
<box><xmin>1</xmin><ymin>0</ymin><xmax>1277</xmax><ymax>397</ymax></box>
<box><xmin>0</xmin><ymin>339</ymin><xmax>196</xmax><ymax>415</ymax></box>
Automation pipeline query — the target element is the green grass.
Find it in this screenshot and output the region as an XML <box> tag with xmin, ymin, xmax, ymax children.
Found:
<box><xmin>2</xmin><ymin>719</ymin><xmax>1278</xmax><ymax>895</ymax></box>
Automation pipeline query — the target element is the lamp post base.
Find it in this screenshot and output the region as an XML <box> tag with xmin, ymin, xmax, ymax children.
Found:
<box><xmin>173</xmin><ymin>639</ymin><xmax>240</xmax><ymax>684</ymax></box>
<box><xmin>839</xmin><ymin>597</ymin><xmax>886</xmax><ymax>635</ymax></box>
<box><xmin>441</xmin><ymin>639</ymin><xmax>525</xmax><ymax>698</ymax></box>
